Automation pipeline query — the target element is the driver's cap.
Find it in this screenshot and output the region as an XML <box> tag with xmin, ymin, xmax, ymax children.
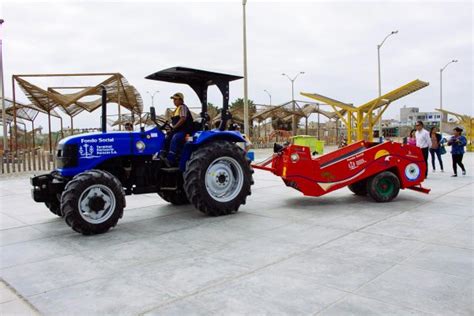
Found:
<box><xmin>170</xmin><ymin>92</ymin><xmax>184</xmax><ymax>100</ymax></box>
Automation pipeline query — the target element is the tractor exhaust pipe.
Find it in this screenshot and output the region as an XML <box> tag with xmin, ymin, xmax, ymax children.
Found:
<box><xmin>101</xmin><ymin>85</ymin><xmax>107</xmax><ymax>133</ymax></box>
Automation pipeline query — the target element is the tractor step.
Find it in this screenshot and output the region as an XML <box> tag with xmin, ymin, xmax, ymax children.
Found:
<box><xmin>160</xmin><ymin>167</ymin><xmax>180</xmax><ymax>173</ymax></box>
<box><xmin>160</xmin><ymin>186</ymin><xmax>178</xmax><ymax>191</ymax></box>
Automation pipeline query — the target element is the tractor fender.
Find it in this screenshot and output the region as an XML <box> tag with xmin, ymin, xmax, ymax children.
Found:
<box><xmin>193</xmin><ymin>130</ymin><xmax>247</xmax><ymax>145</ymax></box>
<box><xmin>179</xmin><ymin>130</ymin><xmax>246</xmax><ymax>171</ymax></box>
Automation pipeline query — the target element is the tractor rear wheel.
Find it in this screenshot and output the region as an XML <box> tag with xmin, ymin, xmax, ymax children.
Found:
<box><xmin>367</xmin><ymin>171</ymin><xmax>400</xmax><ymax>202</ymax></box>
<box><xmin>61</xmin><ymin>170</ymin><xmax>126</xmax><ymax>235</ymax></box>
<box><xmin>158</xmin><ymin>190</ymin><xmax>189</xmax><ymax>205</ymax></box>
<box><xmin>348</xmin><ymin>179</ymin><xmax>368</xmax><ymax>196</ymax></box>
<box><xmin>184</xmin><ymin>141</ymin><xmax>254</xmax><ymax>216</ymax></box>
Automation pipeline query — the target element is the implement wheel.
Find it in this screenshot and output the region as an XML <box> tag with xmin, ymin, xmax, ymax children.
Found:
<box><xmin>184</xmin><ymin>141</ymin><xmax>254</xmax><ymax>216</ymax></box>
<box><xmin>348</xmin><ymin>179</ymin><xmax>368</xmax><ymax>196</ymax></box>
<box><xmin>367</xmin><ymin>171</ymin><xmax>400</xmax><ymax>202</ymax></box>
<box><xmin>61</xmin><ymin>170</ymin><xmax>125</xmax><ymax>235</ymax></box>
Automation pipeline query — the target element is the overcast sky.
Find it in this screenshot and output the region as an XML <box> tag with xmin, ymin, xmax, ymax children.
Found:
<box><xmin>1</xmin><ymin>0</ymin><xmax>472</xmax><ymax>131</ymax></box>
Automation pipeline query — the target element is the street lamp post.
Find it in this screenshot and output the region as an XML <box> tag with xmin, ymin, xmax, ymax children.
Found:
<box><xmin>263</xmin><ymin>89</ymin><xmax>272</xmax><ymax>105</ymax></box>
<box><xmin>146</xmin><ymin>90</ymin><xmax>159</xmax><ymax>107</ymax></box>
<box><xmin>0</xmin><ymin>19</ymin><xmax>7</xmax><ymax>152</ymax></box>
<box><xmin>282</xmin><ymin>72</ymin><xmax>304</xmax><ymax>135</ymax></box>
<box><xmin>439</xmin><ymin>59</ymin><xmax>458</xmax><ymax>132</ymax></box>
<box><xmin>242</xmin><ymin>0</ymin><xmax>249</xmax><ymax>137</ymax></box>
<box><xmin>377</xmin><ymin>30</ymin><xmax>398</xmax><ymax>141</ymax></box>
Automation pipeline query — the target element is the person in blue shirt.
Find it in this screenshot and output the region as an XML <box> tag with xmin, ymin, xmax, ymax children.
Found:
<box><xmin>447</xmin><ymin>127</ymin><xmax>467</xmax><ymax>177</ymax></box>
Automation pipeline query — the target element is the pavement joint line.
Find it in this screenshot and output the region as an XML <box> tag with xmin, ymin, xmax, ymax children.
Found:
<box><xmin>0</xmin><ymin>211</ymin><xmax>32</xmax><ymax>227</ymax></box>
<box><xmin>142</xmin><ymin>206</ymin><xmax>423</xmax><ymax>315</ymax></box>
<box><xmin>138</xmin><ymin>230</ymin><xmax>359</xmax><ymax>315</ymax></box>
<box><xmin>0</xmin><ymin>278</ymin><xmax>41</xmax><ymax>314</ymax></box>
<box><xmin>319</xmin><ymin>239</ymin><xmax>472</xmax><ymax>316</ymax></box>
<box><xmin>359</xmin><ymin>223</ymin><xmax>474</xmax><ymax>251</ymax></box>
<box><xmin>314</xmin><ymin>252</ymin><xmax>412</xmax><ymax>315</ymax></box>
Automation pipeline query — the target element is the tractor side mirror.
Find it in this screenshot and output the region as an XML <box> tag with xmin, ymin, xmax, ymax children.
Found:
<box><xmin>150</xmin><ymin>106</ymin><xmax>156</xmax><ymax>122</ymax></box>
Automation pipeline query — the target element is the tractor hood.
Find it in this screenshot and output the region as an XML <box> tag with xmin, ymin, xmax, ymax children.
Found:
<box><xmin>56</xmin><ymin>127</ymin><xmax>165</xmax><ymax>177</ymax></box>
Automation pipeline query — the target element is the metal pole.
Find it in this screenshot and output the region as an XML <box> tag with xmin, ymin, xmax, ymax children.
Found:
<box><xmin>282</xmin><ymin>72</ymin><xmax>304</xmax><ymax>136</ymax></box>
<box><xmin>440</xmin><ymin>69</ymin><xmax>443</xmax><ymax>132</ymax></box>
<box><xmin>0</xmin><ymin>19</ymin><xmax>7</xmax><ymax>152</ymax></box>
<box><xmin>31</xmin><ymin>120</ymin><xmax>35</xmax><ymax>149</ymax></box>
<box><xmin>439</xmin><ymin>59</ymin><xmax>458</xmax><ymax>133</ymax></box>
<box><xmin>377</xmin><ymin>44</ymin><xmax>382</xmax><ymax>140</ymax></box>
<box><xmin>59</xmin><ymin>116</ymin><xmax>64</xmax><ymax>138</ymax></box>
<box><xmin>291</xmin><ymin>80</ymin><xmax>296</xmax><ymax>135</ymax></box>
<box><xmin>117</xmin><ymin>77</ymin><xmax>121</xmax><ymax>131</ymax></box>
<box><xmin>242</xmin><ymin>0</ymin><xmax>249</xmax><ymax>136</ymax></box>
<box><xmin>318</xmin><ymin>104</ymin><xmax>321</xmax><ymax>139</ymax></box>
<box><xmin>264</xmin><ymin>89</ymin><xmax>271</xmax><ymax>105</ymax></box>
<box><xmin>47</xmin><ymin>111</ymin><xmax>52</xmax><ymax>153</ymax></box>
<box><xmin>376</xmin><ymin>30</ymin><xmax>398</xmax><ymax>141</ymax></box>
<box><xmin>12</xmin><ymin>76</ymin><xmax>17</xmax><ymax>153</ymax></box>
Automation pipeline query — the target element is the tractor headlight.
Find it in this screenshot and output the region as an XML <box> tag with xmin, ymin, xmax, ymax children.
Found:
<box><xmin>290</xmin><ymin>153</ymin><xmax>299</xmax><ymax>162</ymax></box>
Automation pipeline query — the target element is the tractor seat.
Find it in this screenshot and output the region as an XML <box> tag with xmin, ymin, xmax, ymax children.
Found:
<box><xmin>192</xmin><ymin>117</ymin><xmax>208</xmax><ymax>132</ymax></box>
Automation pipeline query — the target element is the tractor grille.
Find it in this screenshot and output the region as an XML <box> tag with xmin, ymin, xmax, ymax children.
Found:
<box><xmin>57</xmin><ymin>144</ymin><xmax>78</xmax><ymax>168</ymax></box>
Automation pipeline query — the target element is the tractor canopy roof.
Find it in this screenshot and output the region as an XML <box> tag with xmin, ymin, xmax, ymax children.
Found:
<box><xmin>145</xmin><ymin>67</ymin><xmax>242</xmax><ymax>116</ymax></box>
<box><xmin>145</xmin><ymin>66</ymin><xmax>242</xmax><ymax>86</ymax></box>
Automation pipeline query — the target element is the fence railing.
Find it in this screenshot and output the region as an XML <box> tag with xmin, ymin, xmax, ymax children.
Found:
<box><xmin>1</xmin><ymin>150</ymin><xmax>55</xmax><ymax>175</ymax></box>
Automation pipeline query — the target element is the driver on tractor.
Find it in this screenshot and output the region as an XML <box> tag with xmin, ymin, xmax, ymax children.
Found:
<box><xmin>160</xmin><ymin>92</ymin><xmax>194</xmax><ymax>166</ymax></box>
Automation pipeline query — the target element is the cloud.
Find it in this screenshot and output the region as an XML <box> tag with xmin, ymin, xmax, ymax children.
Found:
<box><xmin>2</xmin><ymin>0</ymin><xmax>472</xmax><ymax>132</ymax></box>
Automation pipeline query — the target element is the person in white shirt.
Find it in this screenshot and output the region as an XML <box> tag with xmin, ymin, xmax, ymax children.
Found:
<box><xmin>415</xmin><ymin>120</ymin><xmax>431</xmax><ymax>177</ymax></box>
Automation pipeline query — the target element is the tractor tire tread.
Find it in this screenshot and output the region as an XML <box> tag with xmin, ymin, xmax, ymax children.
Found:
<box><xmin>367</xmin><ymin>171</ymin><xmax>400</xmax><ymax>203</ymax></box>
<box><xmin>183</xmin><ymin>141</ymin><xmax>253</xmax><ymax>216</ymax></box>
<box><xmin>61</xmin><ymin>169</ymin><xmax>125</xmax><ymax>235</ymax></box>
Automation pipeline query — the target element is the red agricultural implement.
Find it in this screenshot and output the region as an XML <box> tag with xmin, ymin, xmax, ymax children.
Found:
<box><xmin>253</xmin><ymin>141</ymin><xmax>430</xmax><ymax>202</ymax></box>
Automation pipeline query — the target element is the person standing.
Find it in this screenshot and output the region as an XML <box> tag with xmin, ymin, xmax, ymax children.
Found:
<box><xmin>407</xmin><ymin>129</ymin><xmax>417</xmax><ymax>146</ymax></box>
<box><xmin>429</xmin><ymin>126</ymin><xmax>444</xmax><ymax>172</ymax></box>
<box><xmin>448</xmin><ymin>127</ymin><xmax>467</xmax><ymax>177</ymax></box>
<box><xmin>415</xmin><ymin>121</ymin><xmax>431</xmax><ymax>178</ymax></box>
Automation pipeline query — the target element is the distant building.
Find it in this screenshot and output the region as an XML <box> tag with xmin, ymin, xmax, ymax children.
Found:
<box><xmin>400</xmin><ymin>105</ymin><xmax>441</xmax><ymax>127</ymax></box>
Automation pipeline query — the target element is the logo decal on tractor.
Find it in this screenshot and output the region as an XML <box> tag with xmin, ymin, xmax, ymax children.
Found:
<box><xmin>79</xmin><ymin>143</ymin><xmax>118</xmax><ymax>159</ymax></box>
<box><xmin>79</xmin><ymin>144</ymin><xmax>99</xmax><ymax>159</ymax></box>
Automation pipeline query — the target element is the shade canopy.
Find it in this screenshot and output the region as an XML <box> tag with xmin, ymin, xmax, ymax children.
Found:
<box><xmin>13</xmin><ymin>73</ymin><xmax>143</xmax><ymax>115</ymax></box>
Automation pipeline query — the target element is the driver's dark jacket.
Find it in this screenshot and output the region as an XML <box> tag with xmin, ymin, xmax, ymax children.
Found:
<box><xmin>171</xmin><ymin>104</ymin><xmax>194</xmax><ymax>134</ymax></box>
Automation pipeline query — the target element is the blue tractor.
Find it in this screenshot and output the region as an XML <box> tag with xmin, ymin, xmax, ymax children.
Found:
<box><xmin>31</xmin><ymin>67</ymin><xmax>254</xmax><ymax>235</ymax></box>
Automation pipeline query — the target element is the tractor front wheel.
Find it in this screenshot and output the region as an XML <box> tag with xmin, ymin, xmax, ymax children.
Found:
<box><xmin>61</xmin><ymin>170</ymin><xmax>125</xmax><ymax>235</ymax></box>
<box><xmin>367</xmin><ymin>171</ymin><xmax>400</xmax><ymax>202</ymax></box>
<box><xmin>184</xmin><ymin>141</ymin><xmax>253</xmax><ymax>216</ymax></box>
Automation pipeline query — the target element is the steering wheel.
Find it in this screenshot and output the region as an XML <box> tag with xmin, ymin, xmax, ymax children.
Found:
<box><xmin>160</xmin><ymin>121</ymin><xmax>172</xmax><ymax>131</ymax></box>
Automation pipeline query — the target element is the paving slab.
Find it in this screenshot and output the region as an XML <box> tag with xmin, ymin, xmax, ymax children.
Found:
<box><xmin>357</xmin><ymin>265</ymin><xmax>473</xmax><ymax>315</ymax></box>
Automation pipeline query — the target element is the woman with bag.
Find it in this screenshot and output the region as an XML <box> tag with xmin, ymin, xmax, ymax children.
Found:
<box><xmin>429</xmin><ymin>127</ymin><xmax>444</xmax><ymax>172</ymax></box>
<box><xmin>448</xmin><ymin>127</ymin><xmax>467</xmax><ymax>177</ymax></box>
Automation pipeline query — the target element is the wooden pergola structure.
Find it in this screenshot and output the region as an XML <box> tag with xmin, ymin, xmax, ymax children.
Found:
<box><xmin>1</xmin><ymin>98</ymin><xmax>61</xmax><ymax>150</ymax></box>
<box><xmin>302</xmin><ymin>79</ymin><xmax>429</xmax><ymax>142</ymax></box>
<box><xmin>11</xmin><ymin>73</ymin><xmax>143</xmax><ymax>152</ymax></box>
